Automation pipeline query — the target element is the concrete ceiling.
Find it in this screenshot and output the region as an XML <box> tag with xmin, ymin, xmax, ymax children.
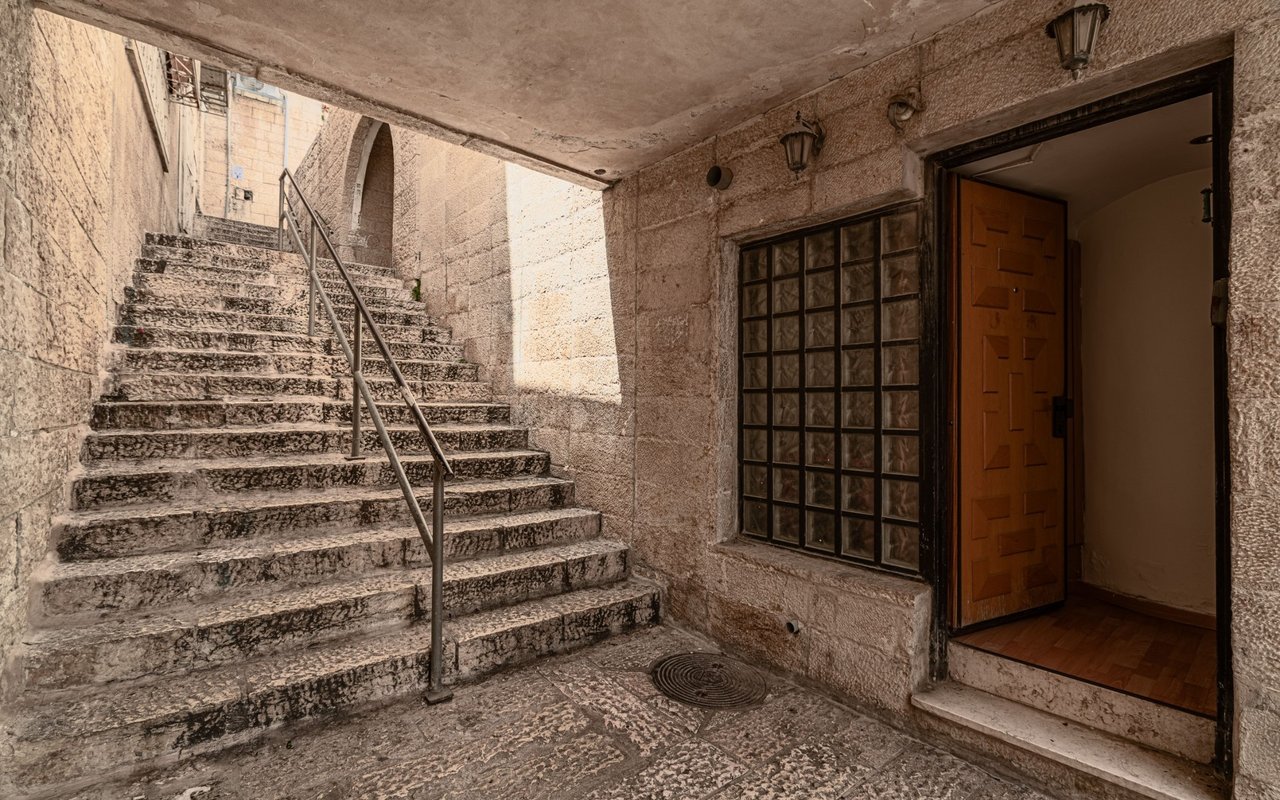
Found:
<box><xmin>39</xmin><ymin>0</ymin><xmax>996</xmax><ymax>185</ymax></box>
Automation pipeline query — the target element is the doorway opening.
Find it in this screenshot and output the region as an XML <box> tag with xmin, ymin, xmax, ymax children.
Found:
<box><xmin>349</xmin><ymin>120</ymin><xmax>395</xmax><ymax>266</ymax></box>
<box><xmin>927</xmin><ymin>64</ymin><xmax>1232</xmax><ymax>769</ymax></box>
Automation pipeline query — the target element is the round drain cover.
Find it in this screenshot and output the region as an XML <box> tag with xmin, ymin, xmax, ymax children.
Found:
<box><xmin>650</xmin><ymin>652</ymin><xmax>768</xmax><ymax>709</ymax></box>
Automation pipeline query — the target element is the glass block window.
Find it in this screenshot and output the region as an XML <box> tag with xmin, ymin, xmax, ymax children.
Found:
<box><xmin>738</xmin><ymin>204</ymin><xmax>922</xmax><ymax>574</ymax></box>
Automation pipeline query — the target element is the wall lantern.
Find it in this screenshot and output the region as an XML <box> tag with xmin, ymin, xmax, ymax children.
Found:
<box><xmin>779</xmin><ymin>112</ymin><xmax>824</xmax><ymax>174</ymax></box>
<box><xmin>1045</xmin><ymin>2</ymin><xmax>1110</xmax><ymax>79</ymax></box>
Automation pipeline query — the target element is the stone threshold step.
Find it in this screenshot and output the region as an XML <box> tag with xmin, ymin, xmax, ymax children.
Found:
<box><xmin>5</xmin><ymin>578</ymin><xmax>660</xmax><ymax>797</ymax></box>
<box><xmin>72</xmin><ymin>448</ymin><xmax>548</xmax><ymax>510</ymax></box>
<box><xmin>90</xmin><ymin>398</ymin><xmax>510</xmax><ymax>431</ymax></box>
<box><xmin>104</xmin><ymin>370</ymin><xmax>492</xmax><ymax>404</ymax></box>
<box><xmin>146</xmin><ymin>233</ymin><xmax>400</xmax><ymax>272</ymax></box>
<box><xmin>81</xmin><ymin>421</ymin><xmax>526</xmax><ymax>463</ymax></box>
<box><xmin>22</xmin><ymin>538</ymin><xmax>630</xmax><ymax>690</ymax></box>
<box><xmin>911</xmin><ymin>683</ymin><xmax>1222</xmax><ymax>800</ymax></box>
<box><xmin>35</xmin><ymin>507</ymin><xmax>602</xmax><ymax>617</ymax></box>
<box><xmin>135</xmin><ymin>268</ymin><xmax>403</xmax><ymax>296</ymax></box>
<box><xmin>947</xmin><ymin>642</ymin><xmax>1214</xmax><ymax>764</ymax></box>
<box><xmin>119</xmin><ymin>306</ymin><xmax>453</xmax><ymax>342</ymax></box>
<box><xmin>116</xmin><ymin>346</ymin><xmax>473</xmax><ymax>377</ymax></box>
<box><xmin>54</xmin><ymin>476</ymin><xmax>576</xmax><ymax>561</ymax></box>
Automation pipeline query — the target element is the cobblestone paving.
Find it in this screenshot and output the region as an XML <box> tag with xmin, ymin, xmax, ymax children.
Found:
<box><xmin>76</xmin><ymin>626</ymin><xmax>1052</xmax><ymax>800</ymax></box>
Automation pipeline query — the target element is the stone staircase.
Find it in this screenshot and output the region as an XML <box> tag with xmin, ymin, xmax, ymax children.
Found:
<box><xmin>2</xmin><ymin>225</ymin><xmax>660</xmax><ymax>798</ymax></box>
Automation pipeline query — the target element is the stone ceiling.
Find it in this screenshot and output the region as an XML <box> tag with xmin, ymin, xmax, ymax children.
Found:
<box><xmin>38</xmin><ymin>0</ymin><xmax>997</xmax><ymax>185</ymax></box>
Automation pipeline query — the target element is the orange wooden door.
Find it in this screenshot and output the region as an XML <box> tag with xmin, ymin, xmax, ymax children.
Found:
<box><xmin>954</xmin><ymin>177</ymin><xmax>1067</xmax><ymax>629</ymax></box>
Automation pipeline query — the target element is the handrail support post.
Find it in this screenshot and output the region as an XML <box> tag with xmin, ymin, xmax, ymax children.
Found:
<box><xmin>307</xmin><ymin>218</ymin><xmax>318</xmax><ymax>337</ymax></box>
<box><xmin>346</xmin><ymin>316</ymin><xmax>365</xmax><ymax>461</ymax></box>
<box><xmin>425</xmin><ymin>459</ymin><xmax>453</xmax><ymax>705</ymax></box>
<box><xmin>277</xmin><ymin>179</ymin><xmax>285</xmax><ymax>252</ymax></box>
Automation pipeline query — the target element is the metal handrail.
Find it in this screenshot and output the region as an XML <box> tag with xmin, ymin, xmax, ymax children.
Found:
<box><xmin>277</xmin><ymin>168</ymin><xmax>454</xmax><ymax>704</ymax></box>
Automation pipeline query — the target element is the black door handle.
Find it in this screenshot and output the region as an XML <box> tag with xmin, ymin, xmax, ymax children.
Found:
<box><xmin>1052</xmin><ymin>396</ymin><xmax>1074</xmax><ymax>438</ymax></box>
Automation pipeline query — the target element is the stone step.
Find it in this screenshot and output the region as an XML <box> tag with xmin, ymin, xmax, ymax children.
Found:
<box><xmin>55</xmin><ymin>476</ymin><xmax>576</xmax><ymax>561</ymax></box>
<box><xmin>81</xmin><ymin>422</ymin><xmax>528</xmax><ymax>464</ymax></box>
<box><xmin>911</xmin><ymin>683</ymin><xmax>1223</xmax><ymax>800</ymax></box>
<box><xmin>5</xmin><ymin>578</ymin><xmax>659</xmax><ymax>796</ymax></box>
<box><xmin>116</xmin><ymin>347</ymin><xmax>479</xmax><ymax>384</ymax></box>
<box><xmin>104</xmin><ymin>370</ymin><xmax>491</xmax><ymax>403</ymax></box>
<box><xmin>22</xmin><ymin>539</ymin><xmax>631</xmax><ymax>690</ymax></box>
<box><xmin>136</xmin><ymin>255</ymin><xmax>408</xmax><ymax>292</ymax></box>
<box><xmin>114</xmin><ymin>324</ymin><xmax>464</xmax><ymax>362</ymax></box>
<box><xmin>134</xmin><ymin>271</ymin><xmax>403</xmax><ymax>302</ymax></box>
<box><xmin>947</xmin><ymin>642</ymin><xmax>1215</xmax><ymax>764</ymax></box>
<box><xmin>144</xmin><ymin>235</ymin><xmax>400</xmax><ymax>279</ymax></box>
<box><xmin>72</xmin><ymin>448</ymin><xmax>547</xmax><ymax>510</ymax></box>
<box><xmin>90</xmin><ymin>398</ymin><xmax>510</xmax><ymax>430</ymax></box>
<box><xmin>35</xmin><ymin>507</ymin><xmax>602</xmax><ymax>617</ymax></box>
<box><xmin>123</xmin><ymin>284</ymin><xmax>430</xmax><ymax>321</ymax></box>
<box><xmin>195</xmin><ymin>217</ymin><xmax>285</xmax><ymax>247</ymax></box>
<box><xmin>118</xmin><ymin>304</ymin><xmax>453</xmax><ymax>342</ymax></box>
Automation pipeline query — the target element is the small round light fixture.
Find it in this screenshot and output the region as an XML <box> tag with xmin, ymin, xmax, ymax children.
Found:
<box><xmin>779</xmin><ymin>111</ymin><xmax>824</xmax><ymax>175</ymax></box>
<box><xmin>1045</xmin><ymin>2</ymin><xmax>1111</xmax><ymax>79</ymax></box>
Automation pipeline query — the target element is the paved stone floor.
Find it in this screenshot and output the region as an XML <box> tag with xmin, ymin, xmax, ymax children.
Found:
<box><xmin>78</xmin><ymin>626</ymin><xmax>1052</xmax><ymax>800</ymax></box>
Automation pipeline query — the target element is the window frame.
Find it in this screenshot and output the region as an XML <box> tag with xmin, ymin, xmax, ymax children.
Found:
<box><xmin>737</xmin><ymin>201</ymin><xmax>924</xmax><ymax>577</ymax></box>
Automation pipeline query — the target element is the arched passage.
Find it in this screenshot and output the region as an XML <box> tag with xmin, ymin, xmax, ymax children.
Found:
<box><xmin>349</xmin><ymin>120</ymin><xmax>394</xmax><ymax>266</ymax></box>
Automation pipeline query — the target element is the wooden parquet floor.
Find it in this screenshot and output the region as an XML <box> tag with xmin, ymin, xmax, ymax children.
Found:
<box><xmin>955</xmin><ymin>595</ymin><xmax>1217</xmax><ymax>717</ymax></box>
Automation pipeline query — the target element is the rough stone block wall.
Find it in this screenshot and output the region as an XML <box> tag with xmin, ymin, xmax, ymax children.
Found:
<box><xmin>287</xmin><ymin>0</ymin><xmax>1280</xmax><ymax>787</ymax></box>
<box><xmin>200</xmin><ymin>85</ymin><xmax>323</xmax><ymax>226</ymax></box>
<box><xmin>0</xmin><ymin>0</ymin><xmax>188</xmax><ymax>699</ymax></box>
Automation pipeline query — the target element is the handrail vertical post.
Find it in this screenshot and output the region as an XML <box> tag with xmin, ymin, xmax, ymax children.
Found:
<box><xmin>277</xmin><ymin>178</ymin><xmax>285</xmax><ymax>251</ymax></box>
<box><xmin>425</xmin><ymin>460</ymin><xmax>452</xmax><ymax>704</ymax></box>
<box><xmin>307</xmin><ymin>218</ymin><xmax>318</xmax><ymax>337</ymax></box>
<box><xmin>347</xmin><ymin>316</ymin><xmax>364</xmax><ymax>460</ymax></box>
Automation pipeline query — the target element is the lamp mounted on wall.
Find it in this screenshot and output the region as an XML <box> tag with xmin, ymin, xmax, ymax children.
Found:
<box><xmin>779</xmin><ymin>111</ymin><xmax>824</xmax><ymax>175</ymax></box>
<box><xmin>1045</xmin><ymin>2</ymin><xmax>1111</xmax><ymax>79</ymax></box>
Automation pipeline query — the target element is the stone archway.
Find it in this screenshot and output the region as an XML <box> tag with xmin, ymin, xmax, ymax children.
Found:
<box><xmin>348</xmin><ymin>120</ymin><xmax>394</xmax><ymax>266</ymax></box>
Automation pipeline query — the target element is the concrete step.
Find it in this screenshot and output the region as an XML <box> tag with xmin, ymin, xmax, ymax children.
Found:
<box><xmin>947</xmin><ymin>643</ymin><xmax>1215</xmax><ymax>764</ymax></box>
<box><xmin>114</xmin><ymin>324</ymin><xmax>464</xmax><ymax>362</ymax></box>
<box><xmin>72</xmin><ymin>448</ymin><xmax>547</xmax><ymax>510</ymax></box>
<box><xmin>117</xmin><ymin>304</ymin><xmax>453</xmax><ymax>342</ymax></box>
<box><xmin>90</xmin><ymin>398</ymin><xmax>510</xmax><ymax>430</ymax></box>
<box><xmin>81</xmin><ymin>422</ymin><xmax>528</xmax><ymax>463</ymax></box>
<box><xmin>103</xmin><ymin>370</ymin><xmax>492</xmax><ymax>403</ymax></box>
<box><xmin>116</xmin><ymin>347</ymin><xmax>479</xmax><ymax>383</ymax></box>
<box><xmin>35</xmin><ymin>507</ymin><xmax>602</xmax><ymax>617</ymax></box>
<box><xmin>55</xmin><ymin>476</ymin><xmax>577</xmax><ymax>560</ymax></box>
<box><xmin>911</xmin><ymin>683</ymin><xmax>1223</xmax><ymax>800</ymax></box>
<box><xmin>22</xmin><ymin>539</ymin><xmax>631</xmax><ymax>690</ymax></box>
<box><xmin>6</xmin><ymin>578</ymin><xmax>660</xmax><ymax>796</ymax></box>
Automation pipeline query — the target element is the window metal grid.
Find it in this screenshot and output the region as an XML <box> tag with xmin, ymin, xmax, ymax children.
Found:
<box><xmin>738</xmin><ymin>203</ymin><xmax>923</xmax><ymax>575</ymax></box>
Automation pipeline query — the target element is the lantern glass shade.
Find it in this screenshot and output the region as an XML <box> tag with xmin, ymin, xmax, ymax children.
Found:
<box><xmin>779</xmin><ymin>114</ymin><xmax>823</xmax><ymax>174</ymax></box>
<box><xmin>1046</xmin><ymin>3</ymin><xmax>1110</xmax><ymax>78</ymax></box>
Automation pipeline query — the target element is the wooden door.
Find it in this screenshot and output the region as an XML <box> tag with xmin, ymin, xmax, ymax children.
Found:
<box><xmin>953</xmin><ymin>177</ymin><xmax>1067</xmax><ymax>629</ymax></box>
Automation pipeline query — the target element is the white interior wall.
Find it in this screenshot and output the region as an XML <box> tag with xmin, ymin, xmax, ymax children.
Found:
<box><xmin>1075</xmin><ymin>168</ymin><xmax>1216</xmax><ymax>615</ymax></box>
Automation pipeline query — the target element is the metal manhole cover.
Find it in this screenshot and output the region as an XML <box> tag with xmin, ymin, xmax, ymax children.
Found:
<box><xmin>650</xmin><ymin>652</ymin><xmax>768</xmax><ymax>709</ymax></box>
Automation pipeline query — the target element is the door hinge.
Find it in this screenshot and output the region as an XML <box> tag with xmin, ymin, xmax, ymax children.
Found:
<box><xmin>1211</xmin><ymin>277</ymin><xmax>1228</xmax><ymax>328</ymax></box>
<box><xmin>1052</xmin><ymin>396</ymin><xmax>1074</xmax><ymax>438</ymax></box>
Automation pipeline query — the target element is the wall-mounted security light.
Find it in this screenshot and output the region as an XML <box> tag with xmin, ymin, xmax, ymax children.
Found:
<box><xmin>1045</xmin><ymin>2</ymin><xmax>1110</xmax><ymax>79</ymax></box>
<box><xmin>779</xmin><ymin>112</ymin><xmax>824</xmax><ymax>175</ymax></box>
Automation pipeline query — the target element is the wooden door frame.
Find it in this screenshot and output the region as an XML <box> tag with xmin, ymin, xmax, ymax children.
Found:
<box><xmin>920</xmin><ymin>60</ymin><xmax>1235</xmax><ymax>774</ymax></box>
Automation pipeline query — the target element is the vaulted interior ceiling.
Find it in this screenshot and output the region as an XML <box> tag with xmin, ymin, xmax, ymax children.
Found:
<box><xmin>39</xmin><ymin>0</ymin><xmax>996</xmax><ymax>184</ymax></box>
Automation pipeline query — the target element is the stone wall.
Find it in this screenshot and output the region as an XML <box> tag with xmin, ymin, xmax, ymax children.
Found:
<box><xmin>0</xmin><ymin>0</ymin><xmax>194</xmax><ymax>699</ymax></box>
<box><xmin>289</xmin><ymin>0</ymin><xmax>1280</xmax><ymax>788</ymax></box>
<box><xmin>200</xmin><ymin>81</ymin><xmax>324</xmax><ymax>226</ymax></box>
